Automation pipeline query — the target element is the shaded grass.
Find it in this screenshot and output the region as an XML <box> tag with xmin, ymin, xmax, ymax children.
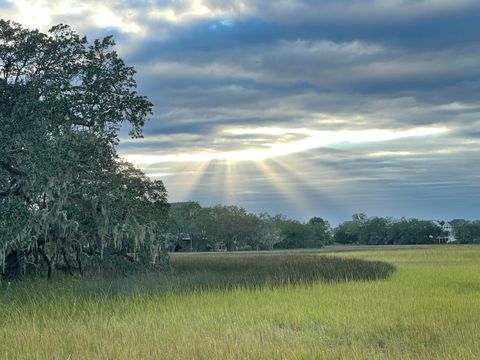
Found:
<box><xmin>0</xmin><ymin>245</ymin><xmax>479</xmax><ymax>359</ymax></box>
<box><xmin>169</xmin><ymin>252</ymin><xmax>395</xmax><ymax>287</ymax></box>
<box><xmin>0</xmin><ymin>252</ymin><xmax>395</xmax><ymax>298</ymax></box>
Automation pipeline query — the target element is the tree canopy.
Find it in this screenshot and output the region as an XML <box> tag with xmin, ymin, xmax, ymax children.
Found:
<box><xmin>168</xmin><ymin>202</ymin><xmax>333</xmax><ymax>251</ymax></box>
<box><xmin>0</xmin><ymin>20</ymin><xmax>169</xmax><ymax>279</ymax></box>
<box><xmin>334</xmin><ymin>214</ymin><xmax>446</xmax><ymax>245</ymax></box>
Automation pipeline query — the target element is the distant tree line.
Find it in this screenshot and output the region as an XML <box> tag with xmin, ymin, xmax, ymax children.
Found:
<box><xmin>335</xmin><ymin>215</ymin><xmax>480</xmax><ymax>245</ymax></box>
<box><xmin>334</xmin><ymin>214</ymin><xmax>446</xmax><ymax>245</ymax></box>
<box><xmin>169</xmin><ymin>205</ymin><xmax>480</xmax><ymax>251</ymax></box>
<box><xmin>168</xmin><ymin>202</ymin><xmax>333</xmax><ymax>251</ymax></box>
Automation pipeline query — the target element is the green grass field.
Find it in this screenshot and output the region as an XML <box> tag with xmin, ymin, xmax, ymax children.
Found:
<box><xmin>1</xmin><ymin>245</ymin><xmax>479</xmax><ymax>359</ymax></box>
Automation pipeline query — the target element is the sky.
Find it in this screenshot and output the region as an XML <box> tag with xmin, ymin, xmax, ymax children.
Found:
<box><xmin>2</xmin><ymin>0</ymin><xmax>480</xmax><ymax>224</ymax></box>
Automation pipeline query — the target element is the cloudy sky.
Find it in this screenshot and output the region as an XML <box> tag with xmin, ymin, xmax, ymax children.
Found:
<box><xmin>3</xmin><ymin>0</ymin><xmax>480</xmax><ymax>223</ymax></box>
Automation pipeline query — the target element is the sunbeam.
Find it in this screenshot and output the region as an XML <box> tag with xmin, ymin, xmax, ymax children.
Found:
<box><xmin>252</xmin><ymin>160</ymin><xmax>315</xmax><ymax>218</ymax></box>
<box><xmin>153</xmin><ymin>160</ymin><xmax>211</xmax><ymax>202</ymax></box>
<box><xmin>268</xmin><ymin>157</ymin><xmax>351</xmax><ymax>218</ymax></box>
<box><xmin>223</xmin><ymin>160</ymin><xmax>238</xmax><ymax>205</ymax></box>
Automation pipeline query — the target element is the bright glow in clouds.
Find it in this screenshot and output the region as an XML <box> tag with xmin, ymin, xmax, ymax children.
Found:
<box><xmin>7</xmin><ymin>0</ymin><xmax>54</xmax><ymax>29</ymax></box>
<box><xmin>124</xmin><ymin>126</ymin><xmax>447</xmax><ymax>165</ymax></box>
<box><xmin>148</xmin><ymin>0</ymin><xmax>250</xmax><ymax>23</ymax></box>
<box><xmin>149</xmin><ymin>1</ymin><xmax>214</xmax><ymax>22</ymax></box>
<box><xmin>6</xmin><ymin>0</ymin><xmax>143</xmax><ymax>34</ymax></box>
<box><xmin>93</xmin><ymin>7</ymin><xmax>142</xmax><ymax>34</ymax></box>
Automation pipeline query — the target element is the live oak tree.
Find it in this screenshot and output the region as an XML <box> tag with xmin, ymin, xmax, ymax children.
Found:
<box><xmin>0</xmin><ymin>20</ymin><xmax>169</xmax><ymax>278</ymax></box>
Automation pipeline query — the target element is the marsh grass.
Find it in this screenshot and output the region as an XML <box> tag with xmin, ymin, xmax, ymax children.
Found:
<box><xmin>0</xmin><ymin>252</ymin><xmax>395</xmax><ymax>298</ymax></box>
<box><xmin>0</xmin><ymin>246</ymin><xmax>479</xmax><ymax>359</ymax></box>
<box><xmin>170</xmin><ymin>252</ymin><xmax>395</xmax><ymax>288</ymax></box>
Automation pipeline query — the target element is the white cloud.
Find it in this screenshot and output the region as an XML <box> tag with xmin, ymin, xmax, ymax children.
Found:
<box><xmin>5</xmin><ymin>0</ymin><xmax>144</xmax><ymax>34</ymax></box>
<box><xmin>147</xmin><ymin>0</ymin><xmax>251</xmax><ymax>23</ymax></box>
<box><xmin>92</xmin><ymin>6</ymin><xmax>142</xmax><ymax>34</ymax></box>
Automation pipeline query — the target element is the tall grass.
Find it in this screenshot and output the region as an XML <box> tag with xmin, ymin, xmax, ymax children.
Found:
<box><xmin>0</xmin><ymin>246</ymin><xmax>479</xmax><ymax>359</ymax></box>
<box><xmin>0</xmin><ymin>252</ymin><xmax>395</xmax><ymax>297</ymax></box>
<box><xmin>170</xmin><ymin>252</ymin><xmax>395</xmax><ymax>288</ymax></box>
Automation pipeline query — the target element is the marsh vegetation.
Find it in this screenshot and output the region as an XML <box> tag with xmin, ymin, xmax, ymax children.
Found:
<box><xmin>1</xmin><ymin>246</ymin><xmax>479</xmax><ymax>359</ymax></box>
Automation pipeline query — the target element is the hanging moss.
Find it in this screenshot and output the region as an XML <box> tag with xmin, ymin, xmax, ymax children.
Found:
<box><xmin>0</xmin><ymin>20</ymin><xmax>169</xmax><ymax>279</ymax></box>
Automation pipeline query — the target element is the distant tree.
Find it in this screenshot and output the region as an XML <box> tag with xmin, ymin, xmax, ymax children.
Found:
<box><xmin>362</xmin><ymin>217</ymin><xmax>390</xmax><ymax>245</ymax></box>
<box><xmin>274</xmin><ymin>219</ymin><xmax>316</xmax><ymax>249</ymax></box>
<box><xmin>453</xmin><ymin>220</ymin><xmax>480</xmax><ymax>244</ymax></box>
<box><xmin>352</xmin><ymin>213</ymin><xmax>368</xmax><ymax>222</ymax></box>
<box><xmin>257</xmin><ymin>213</ymin><xmax>284</xmax><ymax>250</ymax></box>
<box><xmin>334</xmin><ymin>215</ymin><xmax>365</xmax><ymax>244</ymax></box>
<box><xmin>209</xmin><ymin>205</ymin><xmax>262</xmax><ymax>251</ymax></box>
<box><xmin>333</xmin><ymin>223</ymin><xmax>355</xmax><ymax>244</ymax></box>
<box><xmin>387</xmin><ymin>218</ymin><xmax>444</xmax><ymax>245</ymax></box>
<box><xmin>307</xmin><ymin>217</ymin><xmax>333</xmax><ymax>245</ymax></box>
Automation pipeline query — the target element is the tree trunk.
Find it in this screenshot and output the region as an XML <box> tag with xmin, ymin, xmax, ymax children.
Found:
<box><xmin>37</xmin><ymin>247</ymin><xmax>52</xmax><ymax>279</ymax></box>
<box><xmin>61</xmin><ymin>247</ymin><xmax>74</xmax><ymax>276</ymax></box>
<box><xmin>76</xmin><ymin>247</ymin><xmax>83</xmax><ymax>276</ymax></box>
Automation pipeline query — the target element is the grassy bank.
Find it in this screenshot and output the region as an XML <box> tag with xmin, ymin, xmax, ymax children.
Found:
<box><xmin>0</xmin><ymin>245</ymin><xmax>479</xmax><ymax>359</ymax></box>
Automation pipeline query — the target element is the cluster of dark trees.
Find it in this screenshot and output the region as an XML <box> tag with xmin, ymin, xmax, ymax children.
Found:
<box><xmin>168</xmin><ymin>202</ymin><xmax>333</xmax><ymax>251</ymax></box>
<box><xmin>334</xmin><ymin>214</ymin><xmax>446</xmax><ymax>245</ymax></box>
<box><xmin>450</xmin><ymin>220</ymin><xmax>480</xmax><ymax>244</ymax></box>
<box><xmin>0</xmin><ymin>20</ymin><xmax>170</xmax><ymax>279</ymax></box>
<box><xmin>335</xmin><ymin>215</ymin><xmax>480</xmax><ymax>245</ymax></box>
<box><xmin>170</xmin><ymin>205</ymin><xmax>480</xmax><ymax>251</ymax></box>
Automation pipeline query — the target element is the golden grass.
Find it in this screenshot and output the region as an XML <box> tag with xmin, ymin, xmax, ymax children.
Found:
<box><xmin>1</xmin><ymin>245</ymin><xmax>479</xmax><ymax>359</ymax></box>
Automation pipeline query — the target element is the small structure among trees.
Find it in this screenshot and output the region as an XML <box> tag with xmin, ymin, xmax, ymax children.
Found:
<box><xmin>172</xmin><ymin>233</ymin><xmax>193</xmax><ymax>252</ymax></box>
<box><xmin>432</xmin><ymin>221</ymin><xmax>456</xmax><ymax>244</ymax></box>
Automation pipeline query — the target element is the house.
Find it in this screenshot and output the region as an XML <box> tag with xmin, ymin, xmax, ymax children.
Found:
<box><xmin>173</xmin><ymin>233</ymin><xmax>193</xmax><ymax>252</ymax></box>
<box><xmin>432</xmin><ymin>221</ymin><xmax>457</xmax><ymax>244</ymax></box>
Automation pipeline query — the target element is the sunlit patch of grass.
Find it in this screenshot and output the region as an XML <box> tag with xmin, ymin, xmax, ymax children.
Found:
<box><xmin>0</xmin><ymin>245</ymin><xmax>479</xmax><ymax>359</ymax></box>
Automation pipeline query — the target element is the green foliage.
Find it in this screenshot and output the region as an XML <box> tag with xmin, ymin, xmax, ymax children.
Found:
<box><xmin>207</xmin><ymin>205</ymin><xmax>263</xmax><ymax>251</ymax></box>
<box><xmin>275</xmin><ymin>219</ymin><xmax>317</xmax><ymax>249</ymax></box>
<box><xmin>256</xmin><ymin>213</ymin><xmax>284</xmax><ymax>250</ymax></box>
<box><xmin>168</xmin><ymin>203</ymin><xmax>333</xmax><ymax>251</ymax></box>
<box><xmin>334</xmin><ymin>214</ymin><xmax>446</xmax><ymax>245</ymax></box>
<box><xmin>0</xmin><ymin>20</ymin><xmax>169</xmax><ymax>278</ymax></box>
<box><xmin>453</xmin><ymin>220</ymin><xmax>480</xmax><ymax>244</ymax></box>
<box><xmin>387</xmin><ymin>218</ymin><xmax>443</xmax><ymax>245</ymax></box>
<box><xmin>308</xmin><ymin>216</ymin><xmax>333</xmax><ymax>244</ymax></box>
